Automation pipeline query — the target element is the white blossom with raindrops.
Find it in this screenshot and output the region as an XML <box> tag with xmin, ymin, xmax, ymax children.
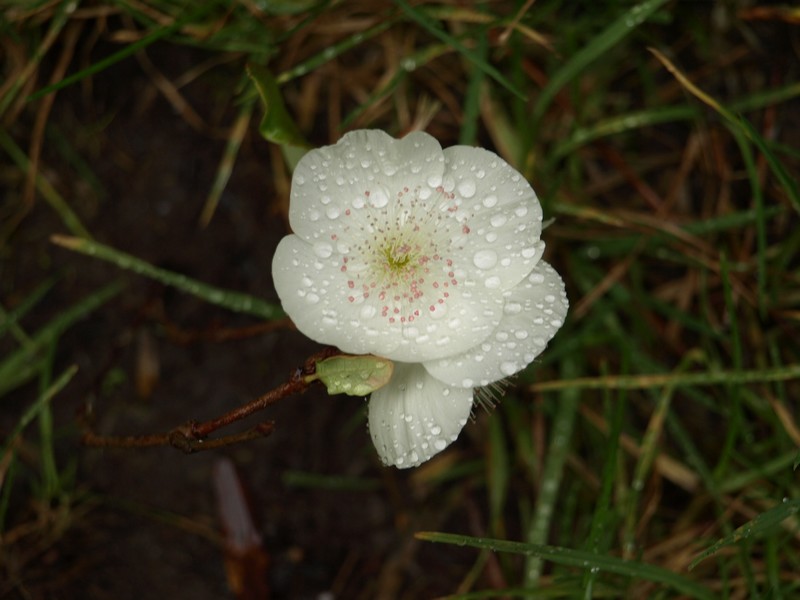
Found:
<box><xmin>272</xmin><ymin>130</ymin><xmax>568</xmax><ymax>468</ymax></box>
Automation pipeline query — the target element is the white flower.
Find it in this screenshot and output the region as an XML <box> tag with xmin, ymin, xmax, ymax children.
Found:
<box><xmin>272</xmin><ymin>130</ymin><xmax>568</xmax><ymax>468</ymax></box>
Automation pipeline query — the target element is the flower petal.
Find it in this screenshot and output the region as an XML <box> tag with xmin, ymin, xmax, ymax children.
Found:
<box><xmin>368</xmin><ymin>362</ymin><xmax>473</xmax><ymax>468</ymax></box>
<box><xmin>271</xmin><ymin>228</ymin><xmax>504</xmax><ymax>362</ymax></box>
<box><xmin>441</xmin><ymin>146</ymin><xmax>544</xmax><ymax>293</ymax></box>
<box><xmin>287</xmin><ymin>130</ymin><xmax>445</xmax><ymax>244</ymax></box>
<box><xmin>423</xmin><ymin>260</ymin><xmax>568</xmax><ymax>388</ymax></box>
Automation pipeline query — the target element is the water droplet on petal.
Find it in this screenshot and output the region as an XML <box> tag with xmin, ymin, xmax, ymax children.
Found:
<box><xmin>500</xmin><ymin>362</ymin><xmax>518</xmax><ymax>375</ymax></box>
<box><xmin>403</xmin><ymin>326</ymin><xmax>420</xmax><ymax>339</ymax></box>
<box><xmin>326</xmin><ymin>206</ymin><xmax>340</xmax><ymax>219</ymax></box>
<box><xmin>434</xmin><ymin>439</ymin><xmax>447</xmax><ymax>451</ymax></box>
<box><xmin>482</xmin><ymin>195</ymin><xmax>498</xmax><ymax>208</ymax></box>
<box><xmin>370</xmin><ymin>188</ymin><xmax>389</xmax><ymax>208</ymax></box>
<box><xmin>490</xmin><ymin>214</ymin><xmax>507</xmax><ymax>227</ymax></box>
<box><xmin>462</xmin><ymin>378</ymin><xmax>474</xmax><ymax>388</ymax></box>
<box><xmin>306</xmin><ymin>293</ymin><xmax>320</xmax><ymax>304</ymax></box>
<box><xmin>457</xmin><ymin>179</ymin><xmax>476</xmax><ymax>198</ymax></box>
<box><xmin>484</xmin><ymin>276</ymin><xmax>501</xmax><ymax>289</ymax></box>
<box><xmin>504</xmin><ymin>302</ymin><xmax>522</xmax><ymax>315</ymax></box>
<box><xmin>360</xmin><ymin>305</ymin><xmax>376</xmax><ymax>319</ymax></box>
<box><xmin>313</xmin><ymin>242</ymin><xmax>333</xmax><ymax>258</ymax></box>
<box><xmin>473</xmin><ymin>249</ymin><xmax>498</xmax><ymax>270</ymax></box>
<box><xmin>522</xmin><ymin>246</ymin><xmax>539</xmax><ymax>258</ymax></box>
<box><xmin>529</xmin><ymin>272</ymin><xmax>545</xmax><ymax>284</ymax></box>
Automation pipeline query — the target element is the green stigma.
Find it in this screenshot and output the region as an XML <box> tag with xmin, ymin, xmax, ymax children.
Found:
<box><xmin>382</xmin><ymin>241</ymin><xmax>413</xmax><ymax>271</ymax></box>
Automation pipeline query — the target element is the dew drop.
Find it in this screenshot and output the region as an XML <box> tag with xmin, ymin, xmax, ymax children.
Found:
<box><xmin>306</xmin><ymin>293</ymin><xmax>320</xmax><ymax>304</ymax></box>
<box><xmin>473</xmin><ymin>249</ymin><xmax>498</xmax><ymax>270</ymax></box>
<box><xmin>462</xmin><ymin>378</ymin><xmax>474</xmax><ymax>388</ymax></box>
<box><xmin>430</xmin><ymin>425</ymin><xmax>442</xmax><ymax>435</ymax></box>
<box><xmin>313</xmin><ymin>242</ymin><xmax>333</xmax><ymax>258</ymax></box>
<box><xmin>457</xmin><ymin>179</ymin><xmax>476</xmax><ymax>198</ymax></box>
<box><xmin>360</xmin><ymin>305</ymin><xmax>377</xmax><ymax>319</ymax></box>
<box><xmin>490</xmin><ymin>214</ymin><xmax>507</xmax><ymax>228</ymax></box>
<box><xmin>484</xmin><ymin>276</ymin><xmax>501</xmax><ymax>289</ymax></box>
<box><xmin>434</xmin><ymin>439</ymin><xmax>447</xmax><ymax>451</ymax></box>
<box><xmin>482</xmin><ymin>195</ymin><xmax>498</xmax><ymax>208</ymax></box>
<box><xmin>403</xmin><ymin>327</ymin><xmax>420</xmax><ymax>339</ymax></box>
<box><xmin>326</xmin><ymin>206</ymin><xmax>340</xmax><ymax>219</ymax></box>
<box><xmin>504</xmin><ymin>302</ymin><xmax>522</xmax><ymax>315</ymax></box>
<box><xmin>370</xmin><ymin>188</ymin><xmax>389</xmax><ymax>208</ymax></box>
<box><xmin>515</xmin><ymin>205</ymin><xmax>529</xmax><ymax>217</ymax></box>
<box><xmin>309</xmin><ymin>209</ymin><xmax>320</xmax><ymax>222</ymax></box>
<box><xmin>529</xmin><ymin>272</ymin><xmax>545</xmax><ymax>284</ymax></box>
<box><xmin>500</xmin><ymin>361</ymin><xmax>518</xmax><ymax>375</ymax></box>
<box><xmin>427</xmin><ymin>173</ymin><xmax>442</xmax><ymax>188</ymax></box>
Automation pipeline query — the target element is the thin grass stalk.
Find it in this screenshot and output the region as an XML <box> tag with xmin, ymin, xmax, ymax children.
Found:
<box><xmin>524</xmin><ymin>358</ymin><xmax>580</xmax><ymax>586</ymax></box>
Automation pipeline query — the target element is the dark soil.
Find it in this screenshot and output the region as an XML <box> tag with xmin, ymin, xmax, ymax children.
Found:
<box><xmin>3</xmin><ymin>42</ymin><xmax>483</xmax><ymax>599</ymax></box>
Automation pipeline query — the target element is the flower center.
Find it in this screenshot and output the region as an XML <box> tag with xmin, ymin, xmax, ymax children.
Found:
<box><xmin>382</xmin><ymin>239</ymin><xmax>414</xmax><ymax>271</ymax></box>
<box><xmin>337</xmin><ymin>184</ymin><xmax>466</xmax><ymax>326</ymax></box>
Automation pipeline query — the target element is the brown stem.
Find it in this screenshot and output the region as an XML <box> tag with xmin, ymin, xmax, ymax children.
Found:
<box><xmin>189</xmin><ymin>375</ymin><xmax>308</xmax><ymax>439</ymax></box>
<box><xmin>80</xmin><ymin>348</ymin><xmax>338</xmax><ymax>453</ymax></box>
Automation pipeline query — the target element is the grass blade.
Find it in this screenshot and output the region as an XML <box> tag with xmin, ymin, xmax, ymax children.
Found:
<box><xmin>650</xmin><ymin>47</ymin><xmax>800</xmax><ymax>213</ymax></box>
<box><xmin>0</xmin><ymin>130</ymin><xmax>91</xmax><ymax>238</ymax></box>
<box><xmin>690</xmin><ymin>499</ymin><xmax>800</xmax><ymax>570</ymax></box>
<box><xmin>0</xmin><ymin>364</ymin><xmax>79</xmax><ymax>458</ymax></box>
<box><xmin>532</xmin><ymin>0</ymin><xmax>670</xmax><ymax>125</ymax></box>
<box><xmin>416</xmin><ymin>531</ymin><xmax>714</xmax><ymax>600</ymax></box>
<box><xmin>50</xmin><ymin>235</ymin><xmax>284</xmax><ymax>320</ymax></box>
<box><xmin>27</xmin><ymin>3</ymin><xmax>219</xmax><ymax>102</ymax></box>
<box><xmin>530</xmin><ymin>364</ymin><xmax>800</xmax><ymax>393</ymax></box>
<box><xmin>393</xmin><ymin>0</ymin><xmax>525</xmax><ymax>100</ymax></box>
<box><xmin>525</xmin><ymin>359</ymin><xmax>580</xmax><ymax>585</ymax></box>
<box><xmin>0</xmin><ymin>281</ymin><xmax>123</xmax><ymax>396</ymax></box>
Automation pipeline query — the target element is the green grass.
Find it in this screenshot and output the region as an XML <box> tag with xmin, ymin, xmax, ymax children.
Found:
<box><xmin>2</xmin><ymin>0</ymin><xmax>799</xmax><ymax>597</ymax></box>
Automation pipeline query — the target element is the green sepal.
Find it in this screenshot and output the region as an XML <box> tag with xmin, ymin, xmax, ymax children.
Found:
<box><xmin>309</xmin><ymin>355</ymin><xmax>395</xmax><ymax>397</ymax></box>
